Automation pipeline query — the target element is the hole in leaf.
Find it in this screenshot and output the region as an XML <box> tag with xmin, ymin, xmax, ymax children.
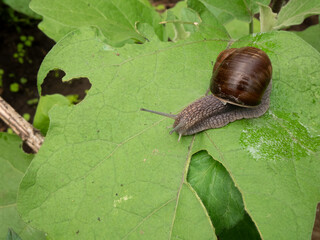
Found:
<box><xmin>41</xmin><ymin>69</ymin><xmax>91</xmax><ymax>104</ymax></box>
<box><xmin>32</xmin><ymin>69</ymin><xmax>92</xmax><ymax>136</ymax></box>
<box><xmin>187</xmin><ymin>150</ymin><xmax>261</xmax><ymax>239</ymax></box>
<box><xmin>22</xmin><ymin>141</ymin><xmax>34</xmax><ymax>154</ymax></box>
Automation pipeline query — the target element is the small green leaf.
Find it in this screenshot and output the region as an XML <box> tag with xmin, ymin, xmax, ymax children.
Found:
<box><xmin>24</xmin><ymin>40</ymin><xmax>32</xmax><ymax>47</ymax></box>
<box><xmin>163</xmin><ymin>2</ymin><xmax>192</xmax><ymax>41</ymax></box>
<box><xmin>19</xmin><ymin>77</ymin><xmax>27</xmax><ymax>84</ymax></box>
<box><xmin>187</xmin><ymin>0</ymin><xmax>230</xmax><ymax>39</ymax></box>
<box><xmin>9</xmin><ymin>83</ymin><xmax>19</xmax><ymax>92</ymax></box>
<box><xmin>258</xmin><ymin>3</ymin><xmax>277</xmax><ymax>32</ymax></box>
<box><xmin>19</xmin><ymin>35</ymin><xmax>27</xmax><ymax>42</ymax></box>
<box><xmin>7</xmin><ymin>128</ymin><xmax>13</xmax><ymax>134</ymax></box>
<box><xmin>27</xmin><ymin>36</ymin><xmax>34</xmax><ymax>41</ymax></box>
<box><xmin>65</xmin><ymin>94</ymin><xmax>80</xmax><ymax>104</ymax></box>
<box><xmin>154</xmin><ymin>4</ymin><xmax>166</xmax><ymax>11</ymax></box>
<box><xmin>275</xmin><ymin>0</ymin><xmax>320</xmax><ymax>29</ymax></box>
<box><xmin>22</xmin><ymin>113</ymin><xmax>30</xmax><ymax>121</ymax></box>
<box><xmin>26</xmin><ymin>98</ymin><xmax>38</xmax><ymax>105</ymax></box>
<box><xmin>17</xmin><ymin>43</ymin><xmax>23</xmax><ymax>51</ymax></box>
<box><xmin>33</xmin><ymin>94</ymin><xmax>71</xmax><ymax>135</ymax></box>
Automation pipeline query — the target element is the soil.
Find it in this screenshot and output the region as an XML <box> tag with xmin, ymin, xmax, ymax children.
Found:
<box><xmin>0</xmin><ymin>1</ymin><xmax>319</xmax><ymax>239</ymax></box>
<box><xmin>0</xmin><ymin>2</ymin><xmax>91</xmax><ymax>132</ymax></box>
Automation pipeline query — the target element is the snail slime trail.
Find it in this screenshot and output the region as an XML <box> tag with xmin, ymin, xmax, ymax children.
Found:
<box><xmin>141</xmin><ymin>47</ymin><xmax>272</xmax><ymax>141</ymax></box>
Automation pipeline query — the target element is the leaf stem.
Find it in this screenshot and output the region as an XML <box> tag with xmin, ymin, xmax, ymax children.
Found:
<box><xmin>159</xmin><ymin>20</ymin><xmax>199</xmax><ymax>26</ymax></box>
<box><xmin>249</xmin><ymin>17</ymin><xmax>254</xmax><ymax>34</ymax></box>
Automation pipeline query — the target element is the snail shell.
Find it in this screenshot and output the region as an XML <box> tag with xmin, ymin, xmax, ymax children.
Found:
<box><xmin>210</xmin><ymin>47</ymin><xmax>272</xmax><ymax>107</ymax></box>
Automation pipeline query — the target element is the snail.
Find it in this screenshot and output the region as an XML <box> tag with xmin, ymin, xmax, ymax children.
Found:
<box><xmin>141</xmin><ymin>47</ymin><xmax>272</xmax><ymax>141</ymax></box>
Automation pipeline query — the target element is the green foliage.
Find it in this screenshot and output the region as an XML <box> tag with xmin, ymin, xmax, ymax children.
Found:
<box><xmin>224</xmin><ymin>18</ymin><xmax>260</xmax><ymax>38</ymax></box>
<box><xmin>3</xmin><ymin>0</ymin><xmax>41</xmax><ymax>19</ymax></box>
<box><xmin>0</xmin><ymin>0</ymin><xmax>317</xmax><ymax>239</ymax></box>
<box><xmin>0</xmin><ymin>133</ymin><xmax>45</xmax><ymax>239</ymax></box>
<box><xmin>259</xmin><ymin>0</ymin><xmax>320</xmax><ymax>31</ymax></box>
<box><xmin>26</xmin><ymin>98</ymin><xmax>38</xmax><ymax>105</ymax></box>
<box><xmin>0</xmin><ymin>69</ymin><xmax>4</xmax><ymax>87</ymax></box>
<box><xmin>295</xmin><ymin>23</ymin><xmax>320</xmax><ymax>52</ymax></box>
<box><xmin>17</xmin><ymin>22</ymin><xmax>320</xmax><ymax>240</ymax></box>
<box><xmin>258</xmin><ymin>3</ymin><xmax>277</xmax><ymax>32</ymax></box>
<box><xmin>275</xmin><ymin>0</ymin><xmax>320</xmax><ymax>29</ymax></box>
<box><xmin>9</xmin><ymin>83</ymin><xmax>19</xmax><ymax>92</ymax></box>
<box><xmin>29</xmin><ymin>0</ymin><xmax>166</xmax><ymax>46</ymax></box>
<box><xmin>192</xmin><ymin>0</ymin><xmax>270</xmax><ymax>22</ymax></box>
<box><xmin>33</xmin><ymin>94</ymin><xmax>71</xmax><ymax>134</ymax></box>
<box><xmin>6</xmin><ymin>128</ymin><xmax>13</xmax><ymax>134</ymax></box>
<box><xmin>22</xmin><ymin>113</ymin><xmax>30</xmax><ymax>121</ymax></box>
<box><xmin>14</xmin><ymin>35</ymin><xmax>34</xmax><ymax>63</ymax></box>
<box><xmin>19</xmin><ymin>77</ymin><xmax>27</xmax><ymax>84</ymax></box>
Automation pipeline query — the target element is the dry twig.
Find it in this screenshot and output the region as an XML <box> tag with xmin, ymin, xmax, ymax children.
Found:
<box><xmin>0</xmin><ymin>96</ymin><xmax>44</xmax><ymax>152</ymax></box>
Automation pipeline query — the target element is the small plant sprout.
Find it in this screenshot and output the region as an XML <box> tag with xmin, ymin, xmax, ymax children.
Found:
<box><xmin>10</xmin><ymin>83</ymin><xmax>19</xmax><ymax>92</ymax></box>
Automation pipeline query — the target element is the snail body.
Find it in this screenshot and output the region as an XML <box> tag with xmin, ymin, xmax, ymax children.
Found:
<box><xmin>141</xmin><ymin>47</ymin><xmax>272</xmax><ymax>141</ymax></box>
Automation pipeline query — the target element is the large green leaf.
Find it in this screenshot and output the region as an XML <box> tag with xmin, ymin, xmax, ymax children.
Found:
<box><xmin>275</xmin><ymin>0</ymin><xmax>320</xmax><ymax>29</ymax></box>
<box><xmin>18</xmin><ymin>25</ymin><xmax>229</xmax><ymax>239</ymax></box>
<box><xmin>0</xmin><ymin>133</ymin><xmax>45</xmax><ymax>240</ymax></box>
<box><xmin>17</xmin><ymin>24</ymin><xmax>320</xmax><ymax>240</ymax></box>
<box><xmin>29</xmin><ymin>0</ymin><xmax>165</xmax><ymax>45</ymax></box>
<box><xmin>192</xmin><ymin>0</ymin><xmax>270</xmax><ymax>22</ymax></box>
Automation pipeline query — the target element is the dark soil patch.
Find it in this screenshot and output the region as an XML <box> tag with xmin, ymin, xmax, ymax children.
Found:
<box><xmin>0</xmin><ymin>2</ymin><xmax>54</xmax><ymax>131</ymax></box>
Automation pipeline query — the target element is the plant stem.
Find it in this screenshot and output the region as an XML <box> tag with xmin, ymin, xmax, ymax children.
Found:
<box><xmin>249</xmin><ymin>17</ymin><xmax>254</xmax><ymax>34</ymax></box>
<box><xmin>271</xmin><ymin>0</ymin><xmax>284</xmax><ymax>14</ymax></box>
<box><xmin>0</xmin><ymin>96</ymin><xmax>44</xmax><ymax>152</ymax></box>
